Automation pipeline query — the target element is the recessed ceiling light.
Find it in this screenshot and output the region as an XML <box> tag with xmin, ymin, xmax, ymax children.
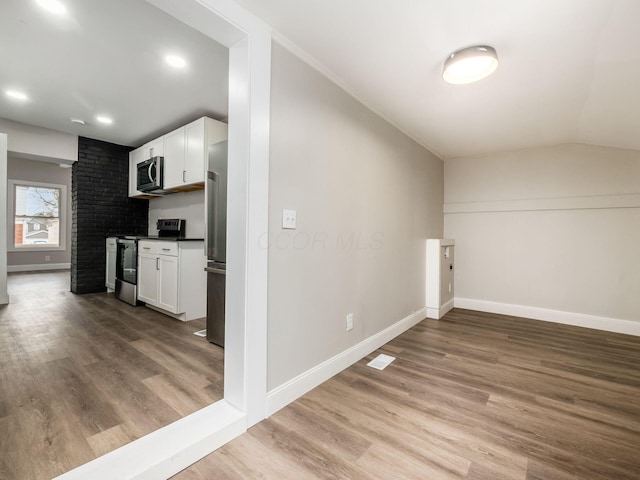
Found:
<box><xmin>70</xmin><ymin>118</ymin><xmax>86</xmax><ymax>125</ymax></box>
<box><xmin>36</xmin><ymin>0</ymin><xmax>67</xmax><ymax>15</ymax></box>
<box><xmin>165</xmin><ymin>55</ymin><xmax>187</xmax><ymax>69</ymax></box>
<box><xmin>96</xmin><ymin>115</ymin><xmax>113</xmax><ymax>125</ymax></box>
<box><xmin>443</xmin><ymin>45</ymin><xmax>498</xmax><ymax>85</ymax></box>
<box><xmin>5</xmin><ymin>90</ymin><xmax>29</xmax><ymax>101</ymax></box>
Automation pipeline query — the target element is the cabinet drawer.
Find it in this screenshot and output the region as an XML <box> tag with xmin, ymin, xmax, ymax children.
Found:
<box><xmin>139</xmin><ymin>240</ymin><xmax>178</xmax><ymax>256</ymax></box>
<box><xmin>157</xmin><ymin>243</ymin><xmax>178</xmax><ymax>257</ymax></box>
<box><xmin>138</xmin><ymin>240</ymin><xmax>158</xmax><ymax>255</ymax></box>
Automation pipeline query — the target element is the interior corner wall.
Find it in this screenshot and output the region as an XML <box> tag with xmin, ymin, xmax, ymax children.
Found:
<box><xmin>7</xmin><ymin>157</ymin><xmax>72</xmax><ymax>267</ymax></box>
<box><xmin>72</xmin><ymin>137</ymin><xmax>148</xmax><ymax>294</ymax></box>
<box><xmin>444</xmin><ymin>143</ymin><xmax>640</xmax><ymax>326</ymax></box>
<box><xmin>266</xmin><ymin>43</ymin><xmax>444</xmax><ymax>391</ymax></box>
<box><xmin>0</xmin><ymin>117</ymin><xmax>78</xmax><ymax>163</ymax></box>
<box><xmin>0</xmin><ymin>133</ymin><xmax>8</xmax><ymax>304</ymax></box>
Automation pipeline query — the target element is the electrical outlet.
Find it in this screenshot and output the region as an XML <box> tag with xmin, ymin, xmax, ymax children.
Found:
<box><xmin>346</xmin><ymin>313</ymin><xmax>354</xmax><ymax>331</ymax></box>
<box><xmin>282</xmin><ymin>209</ymin><xmax>297</xmax><ymax>229</ymax></box>
<box><xmin>45</xmin><ymin>255</ymin><xmax>51</xmax><ymax>262</ymax></box>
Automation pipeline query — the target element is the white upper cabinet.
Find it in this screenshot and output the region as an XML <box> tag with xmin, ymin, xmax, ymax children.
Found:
<box><xmin>128</xmin><ymin>117</ymin><xmax>227</xmax><ymax>198</ymax></box>
<box><xmin>128</xmin><ymin>146</ymin><xmax>146</xmax><ymax>197</ymax></box>
<box><xmin>185</xmin><ymin>119</ymin><xmax>206</xmax><ymax>185</ymax></box>
<box><xmin>144</xmin><ymin>137</ymin><xmax>164</xmax><ymax>160</ymax></box>
<box><xmin>163</xmin><ymin>125</ymin><xmax>187</xmax><ymax>190</ymax></box>
<box><xmin>163</xmin><ymin>117</ymin><xmax>228</xmax><ymax>191</ymax></box>
<box><xmin>128</xmin><ymin>137</ymin><xmax>165</xmax><ymax>198</ymax></box>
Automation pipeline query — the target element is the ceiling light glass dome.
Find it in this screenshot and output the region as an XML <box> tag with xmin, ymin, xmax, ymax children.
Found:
<box><xmin>443</xmin><ymin>45</ymin><xmax>498</xmax><ymax>85</ymax></box>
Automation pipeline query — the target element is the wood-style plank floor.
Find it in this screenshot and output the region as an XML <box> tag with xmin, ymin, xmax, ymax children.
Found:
<box><xmin>175</xmin><ymin>308</ymin><xmax>640</xmax><ymax>480</ymax></box>
<box><xmin>0</xmin><ymin>271</ymin><xmax>223</xmax><ymax>480</ymax></box>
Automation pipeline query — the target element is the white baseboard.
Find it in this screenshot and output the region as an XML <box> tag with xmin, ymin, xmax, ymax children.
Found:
<box><xmin>266</xmin><ymin>307</ymin><xmax>427</xmax><ymax>417</ymax></box>
<box><xmin>54</xmin><ymin>400</ymin><xmax>246</xmax><ymax>480</ymax></box>
<box><xmin>426</xmin><ymin>298</ymin><xmax>454</xmax><ymax>320</ymax></box>
<box><xmin>454</xmin><ymin>297</ymin><xmax>640</xmax><ymax>337</ymax></box>
<box><xmin>7</xmin><ymin>263</ymin><xmax>70</xmax><ymax>272</ymax></box>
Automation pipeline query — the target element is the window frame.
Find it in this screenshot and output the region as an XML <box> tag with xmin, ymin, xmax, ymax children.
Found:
<box><xmin>7</xmin><ymin>179</ymin><xmax>67</xmax><ymax>252</ymax></box>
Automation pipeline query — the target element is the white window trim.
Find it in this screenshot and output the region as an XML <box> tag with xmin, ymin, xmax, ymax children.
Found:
<box><xmin>7</xmin><ymin>179</ymin><xmax>67</xmax><ymax>252</ymax></box>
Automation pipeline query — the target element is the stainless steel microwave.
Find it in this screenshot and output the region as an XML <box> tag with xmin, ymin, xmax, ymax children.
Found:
<box><xmin>137</xmin><ymin>156</ymin><xmax>163</xmax><ymax>192</ymax></box>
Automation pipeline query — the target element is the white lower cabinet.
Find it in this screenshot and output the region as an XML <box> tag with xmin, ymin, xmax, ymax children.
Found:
<box><xmin>157</xmin><ymin>254</ymin><xmax>179</xmax><ymax>312</ymax></box>
<box><xmin>137</xmin><ymin>240</ymin><xmax>205</xmax><ymax>321</ymax></box>
<box><xmin>105</xmin><ymin>237</ymin><xmax>118</xmax><ymax>291</ymax></box>
<box><xmin>137</xmin><ymin>250</ymin><xmax>160</xmax><ymax>305</ymax></box>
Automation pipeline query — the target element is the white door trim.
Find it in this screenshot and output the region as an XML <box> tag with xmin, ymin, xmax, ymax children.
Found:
<box><xmin>54</xmin><ymin>0</ymin><xmax>271</xmax><ymax>477</ymax></box>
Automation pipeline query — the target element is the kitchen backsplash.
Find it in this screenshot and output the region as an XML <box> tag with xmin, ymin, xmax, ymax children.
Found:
<box><xmin>148</xmin><ymin>190</ymin><xmax>205</xmax><ymax>238</ymax></box>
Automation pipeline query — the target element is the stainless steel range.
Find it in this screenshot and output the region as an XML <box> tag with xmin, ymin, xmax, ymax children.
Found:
<box><xmin>115</xmin><ymin>236</ymin><xmax>139</xmax><ymax>306</ymax></box>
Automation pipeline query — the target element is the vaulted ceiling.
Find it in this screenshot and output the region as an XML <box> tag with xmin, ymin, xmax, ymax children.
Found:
<box><xmin>234</xmin><ymin>0</ymin><xmax>640</xmax><ymax>158</ymax></box>
<box><xmin>2</xmin><ymin>0</ymin><xmax>639</xmax><ymax>159</ymax></box>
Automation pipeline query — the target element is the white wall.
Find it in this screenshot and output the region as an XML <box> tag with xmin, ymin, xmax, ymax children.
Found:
<box><xmin>0</xmin><ymin>134</ymin><xmax>9</xmax><ymax>304</ymax></box>
<box><xmin>147</xmin><ymin>190</ymin><xmax>205</xmax><ymax>238</ymax></box>
<box><xmin>7</xmin><ymin>157</ymin><xmax>72</xmax><ymax>268</ymax></box>
<box><xmin>0</xmin><ymin>117</ymin><xmax>78</xmax><ymax>164</ymax></box>
<box><xmin>444</xmin><ymin>143</ymin><xmax>640</xmax><ymax>330</ymax></box>
<box><xmin>267</xmin><ymin>43</ymin><xmax>444</xmax><ymax>391</ymax></box>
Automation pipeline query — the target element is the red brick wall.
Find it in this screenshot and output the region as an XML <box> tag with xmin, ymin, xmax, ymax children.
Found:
<box><xmin>14</xmin><ymin>223</ymin><xmax>23</xmax><ymax>246</ymax></box>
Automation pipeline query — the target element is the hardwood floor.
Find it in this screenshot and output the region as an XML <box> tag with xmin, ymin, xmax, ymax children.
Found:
<box><xmin>175</xmin><ymin>309</ymin><xmax>640</xmax><ymax>480</ymax></box>
<box><xmin>0</xmin><ymin>271</ymin><xmax>223</xmax><ymax>480</ymax></box>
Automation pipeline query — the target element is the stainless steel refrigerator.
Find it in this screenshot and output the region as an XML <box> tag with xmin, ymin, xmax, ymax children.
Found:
<box><xmin>205</xmin><ymin>140</ymin><xmax>227</xmax><ymax>347</ymax></box>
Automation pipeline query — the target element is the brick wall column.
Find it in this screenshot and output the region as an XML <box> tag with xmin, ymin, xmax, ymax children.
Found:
<box><xmin>71</xmin><ymin>137</ymin><xmax>148</xmax><ymax>294</ymax></box>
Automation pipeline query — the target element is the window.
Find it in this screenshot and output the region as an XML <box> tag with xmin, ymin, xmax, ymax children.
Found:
<box><xmin>8</xmin><ymin>180</ymin><xmax>67</xmax><ymax>251</ymax></box>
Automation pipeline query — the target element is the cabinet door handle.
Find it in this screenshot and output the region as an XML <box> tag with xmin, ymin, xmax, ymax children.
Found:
<box><xmin>156</xmin><ymin>258</ymin><xmax>159</xmax><ymax>270</ymax></box>
<box><xmin>161</xmin><ymin>248</ymin><xmax>171</xmax><ymax>251</ymax></box>
<box><xmin>182</xmin><ymin>170</ymin><xmax>186</xmax><ymax>183</ymax></box>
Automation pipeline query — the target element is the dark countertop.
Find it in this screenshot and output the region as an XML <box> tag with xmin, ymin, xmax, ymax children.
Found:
<box><xmin>138</xmin><ymin>236</ymin><xmax>204</xmax><ymax>242</ymax></box>
<box><xmin>108</xmin><ymin>235</ymin><xmax>204</xmax><ymax>241</ymax></box>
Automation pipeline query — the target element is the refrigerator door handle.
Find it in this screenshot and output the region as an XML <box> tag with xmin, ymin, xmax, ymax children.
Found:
<box><xmin>204</xmin><ymin>266</ymin><xmax>226</xmax><ymax>275</ymax></box>
<box><xmin>207</xmin><ymin>170</ymin><xmax>220</xmax><ymax>259</ymax></box>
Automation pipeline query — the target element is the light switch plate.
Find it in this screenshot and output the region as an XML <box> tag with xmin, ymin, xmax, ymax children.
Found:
<box><xmin>282</xmin><ymin>209</ymin><xmax>296</xmax><ymax>229</ymax></box>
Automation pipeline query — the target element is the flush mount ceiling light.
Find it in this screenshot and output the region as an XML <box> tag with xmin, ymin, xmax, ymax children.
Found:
<box><xmin>96</xmin><ymin>115</ymin><xmax>113</xmax><ymax>125</ymax></box>
<box><xmin>443</xmin><ymin>45</ymin><xmax>498</xmax><ymax>85</ymax></box>
<box><xmin>36</xmin><ymin>0</ymin><xmax>67</xmax><ymax>15</ymax></box>
<box><xmin>165</xmin><ymin>55</ymin><xmax>187</xmax><ymax>69</ymax></box>
<box><xmin>5</xmin><ymin>89</ymin><xmax>29</xmax><ymax>101</ymax></box>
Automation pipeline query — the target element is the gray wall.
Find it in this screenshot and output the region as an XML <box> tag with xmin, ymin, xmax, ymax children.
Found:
<box><xmin>444</xmin><ymin>143</ymin><xmax>640</xmax><ymax>323</ymax></box>
<box><xmin>267</xmin><ymin>43</ymin><xmax>444</xmax><ymax>390</ymax></box>
<box><xmin>7</xmin><ymin>156</ymin><xmax>72</xmax><ymax>267</ymax></box>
